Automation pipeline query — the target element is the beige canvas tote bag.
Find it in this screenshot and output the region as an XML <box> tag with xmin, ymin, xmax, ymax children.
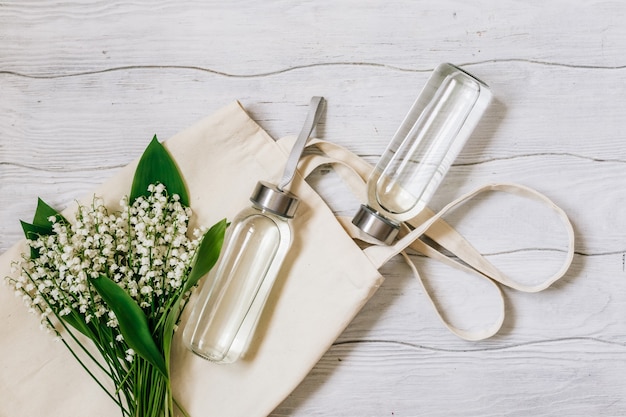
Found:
<box><xmin>0</xmin><ymin>101</ymin><xmax>575</xmax><ymax>416</ymax></box>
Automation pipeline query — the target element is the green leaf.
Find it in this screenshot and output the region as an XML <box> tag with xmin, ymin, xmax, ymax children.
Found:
<box><xmin>91</xmin><ymin>274</ymin><xmax>167</xmax><ymax>378</ymax></box>
<box><xmin>20</xmin><ymin>220</ymin><xmax>51</xmax><ymax>241</ymax></box>
<box><xmin>130</xmin><ymin>135</ymin><xmax>189</xmax><ymax>207</ymax></box>
<box><xmin>20</xmin><ymin>220</ymin><xmax>52</xmax><ymax>258</ymax></box>
<box><xmin>21</xmin><ymin>197</ymin><xmax>65</xmax><ymax>240</ymax></box>
<box><xmin>33</xmin><ymin>198</ymin><xmax>67</xmax><ymax>231</ymax></box>
<box><xmin>20</xmin><ymin>199</ymin><xmax>67</xmax><ymax>258</ymax></box>
<box><xmin>163</xmin><ymin>297</ymin><xmax>183</xmax><ymax>376</ymax></box>
<box><xmin>183</xmin><ymin>218</ymin><xmax>227</xmax><ymax>294</ymax></box>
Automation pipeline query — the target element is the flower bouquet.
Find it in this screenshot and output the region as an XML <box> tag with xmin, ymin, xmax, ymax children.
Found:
<box><xmin>6</xmin><ymin>136</ymin><xmax>226</xmax><ymax>417</ymax></box>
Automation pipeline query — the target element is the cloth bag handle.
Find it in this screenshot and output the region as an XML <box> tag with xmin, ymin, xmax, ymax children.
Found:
<box><xmin>289</xmin><ymin>138</ymin><xmax>575</xmax><ymax>341</ymax></box>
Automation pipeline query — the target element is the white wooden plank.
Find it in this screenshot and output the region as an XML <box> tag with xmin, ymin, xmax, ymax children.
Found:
<box><xmin>272</xmin><ymin>340</ymin><xmax>626</xmax><ymax>416</ymax></box>
<box><xmin>2</xmin><ymin>1</ymin><xmax>626</xmax><ymax>75</ymax></box>
<box><xmin>3</xmin><ymin>61</ymin><xmax>626</xmax><ymax>162</ymax></box>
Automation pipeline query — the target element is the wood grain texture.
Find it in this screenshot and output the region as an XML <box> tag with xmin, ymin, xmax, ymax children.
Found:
<box><xmin>1</xmin><ymin>0</ymin><xmax>625</xmax><ymax>415</ymax></box>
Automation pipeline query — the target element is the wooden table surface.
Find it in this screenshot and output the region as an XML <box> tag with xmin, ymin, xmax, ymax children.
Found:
<box><xmin>1</xmin><ymin>1</ymin><xmax>625</xmax><ymax>415</ymax></box>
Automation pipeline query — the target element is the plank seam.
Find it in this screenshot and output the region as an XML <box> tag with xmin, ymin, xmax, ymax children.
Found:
<box><xmin>332</xmin><ymin>337</ymin><xmax>626</xmax><ymax>353</ymax></box>
<box><xmin>2</xmin><ymin>58</ymin><xmax>626</xmax><ymax>79</ymax></box>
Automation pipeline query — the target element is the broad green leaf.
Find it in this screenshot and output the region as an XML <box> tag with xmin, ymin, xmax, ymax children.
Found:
<box><xmin>20</xmin><ymin>220</ymin><xmax>51</xmax><ymax>240</ymax></box>
<box><xmin>163</xmin><ymin>297</ymin><xmax>183</xmax><ymax>376</ymax></box>
<box><xmin>20</xmin><ymin>220</ymin><xmax>52</xmax><ymax>258</ymax></box>
<box><xmin>183</xmin><ymin>218</ymin><xmax>227</xmax><ymax>294</ymax></box>
<box><xmin>21</xmin><ymin>199</ymin><xmax>66</xmax><ymax>258</ymax></box>
<box><xmin>33</xmin><ymin>198</ymin><xmax>67</xmax><ymax>231</ymax></box>
<box><xmin>130</xmin><ymin>135</ymin><xmax>189</xmax><ymax>207</ymax></box>
<box><xmin>91</xmin><ymin>274</ymin><xmax>167</xmax><ymax>378</ymax></box>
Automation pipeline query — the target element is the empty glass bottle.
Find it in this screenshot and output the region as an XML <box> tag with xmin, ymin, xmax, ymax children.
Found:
<box><xmin>182</xmin><ymin>182</ymin><xmax>297</xmax><ymax>363</ymax></box>
<box><xmin>183</xmin><ymin>97</ymin><xmax>325</xmax><ymax>363</ymax></box>
<box><xmin>353</xmin><ymin>63</ymin><xmax>492</xmax><ymax>244</ymax></box>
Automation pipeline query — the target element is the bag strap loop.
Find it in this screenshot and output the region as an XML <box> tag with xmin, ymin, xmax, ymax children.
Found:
<box><xmin>284</xmin><ymin>137</ymin><xmax>575</xmax><ymax>340</ymax></box>
<box><xmin>364</xmin><ymin>182</ymin><xmax>575</xmax><ymax>293</ymax></box>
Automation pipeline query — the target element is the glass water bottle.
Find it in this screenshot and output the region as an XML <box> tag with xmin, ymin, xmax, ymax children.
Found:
<box><xmin>183</xmin><ymin>96</ymin><xmax>325</xmax><ymax>363</ymax></box>
<box><xmin>353</xmin><ymin>63</ymin><xmax>492</xmax><ymax>244</ymax></box>
<box><xmin>182</xmin><ymin>182</ymin><xmax>297</xmax><ymax>363</ymax></box>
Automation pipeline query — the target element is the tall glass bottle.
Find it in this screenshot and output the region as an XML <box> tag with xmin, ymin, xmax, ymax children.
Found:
<box><xmin>353</xmin><ymin>63</ymin><xmax>492</xmax><ymax>244</ymax></box>
<box><xmin>183</xmin><ymin>97</ymin><xmax>325</xmax><ymax>363</ymax></box>
<box><xmin>182</xmin><ymin>181</ymin><xmax>297</xmax><ymax>363</ymax></box>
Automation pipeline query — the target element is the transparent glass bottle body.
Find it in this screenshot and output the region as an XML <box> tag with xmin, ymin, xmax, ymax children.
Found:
<box><xmin>367</xmin><ymin>63</ymin><xmax>492</xmax><ymax>222</ymax></box>
<box><xmin>182</xmin><ymin>205</ymin><xmax>292</xmax><ymax>363</ymax></box>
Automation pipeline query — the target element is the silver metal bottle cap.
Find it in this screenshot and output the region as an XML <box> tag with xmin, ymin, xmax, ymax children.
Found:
<box><xmin>250</xmin><ymin>181</ymin><xmax>299</xmax><ymax>218</ymax></box>
<box><xmin>352</xmin><ymin>204</ymin><xmax>400</xmax><ymax>245</ymax></box>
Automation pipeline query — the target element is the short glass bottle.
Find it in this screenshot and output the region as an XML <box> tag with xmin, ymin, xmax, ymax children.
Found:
<box><xmin>182</xmin><ymin>181</ymin><xmax>297</xmax><ymax>363</ymax></box>
<box><xmin>353</xmin><ymin>63</ymin><xmax>493</xmax><ymax>244</ymax></box>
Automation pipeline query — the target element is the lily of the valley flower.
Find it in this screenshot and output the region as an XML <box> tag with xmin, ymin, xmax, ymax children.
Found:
<box><xmin>9</xmin><ymin>184</ymin><xmax>204</xmax><ymax>346</ymax></box>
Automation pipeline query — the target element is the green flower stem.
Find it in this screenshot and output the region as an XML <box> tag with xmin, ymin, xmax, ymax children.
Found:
<box><xmin>173</xmin><ymin>397</ymin><xmax>192</xmax><ymax>417</ymax></box>
<box><xmin>41</xmin><ymin>307</ymin><xmax>129</xmax><ymax>417</ymax></box>
<box><xmin>20</xmin><ymin>269</ymin><xmax>117</xmax><ymax>386</ymax></box>
<box><xmin>131</xmin><ymin>356</ymin><xmax>171</xmax><ymax>417</ymax></box>
<box><xmin>58</xmin><ymin>331</ymin><xmax>129</xmax><ymax>417</ymax></box>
